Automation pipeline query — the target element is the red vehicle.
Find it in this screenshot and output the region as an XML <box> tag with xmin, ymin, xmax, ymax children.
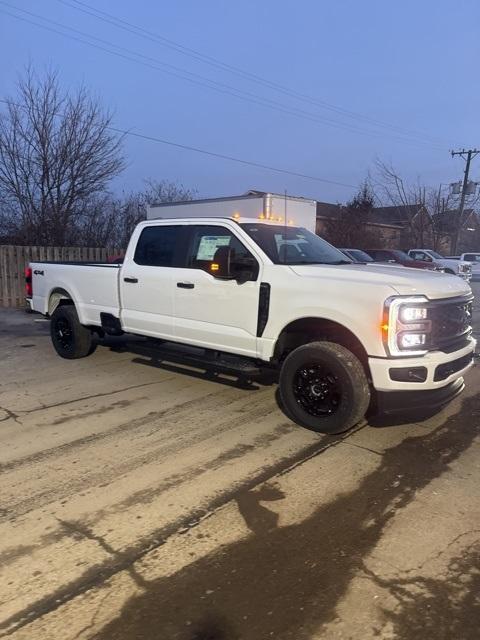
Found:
<box><xmin>365</xmin><ymin>249</ymin><xmax>444</xmax><ymax>271</ymax></box>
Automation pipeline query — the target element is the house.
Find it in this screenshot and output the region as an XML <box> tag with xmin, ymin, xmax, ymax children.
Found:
<box><xmin>316</xmin><ymin>202</ymin><xmax>405</xmax><ymax>249</ymax></box>
<box><xmin>316</xmin><ymin>202</ymin><xmax>460</xmax><ymax>252</ymax></box>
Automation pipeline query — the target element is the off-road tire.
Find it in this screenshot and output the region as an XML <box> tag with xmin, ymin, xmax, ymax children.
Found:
<box><xmin>279</xmin><ymin>341</ymin><xmax>370</xmax><ymax>434</ymax></box>
<box><xmin>50</xmin><ymin>304</ymin><xmax>95</xmax><ymax>359</ymax></box>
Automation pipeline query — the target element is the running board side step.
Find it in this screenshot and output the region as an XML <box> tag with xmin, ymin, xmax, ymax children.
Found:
<box><xmin>139</xmin><ymin>341</ymin><xmax>263</xmax><ymax>378</ymax></box>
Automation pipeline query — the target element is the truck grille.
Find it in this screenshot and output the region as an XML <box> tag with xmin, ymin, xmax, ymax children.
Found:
<box><xmin>428</xmin><ymin>297</ymin><xmax>473</xmax><ymax>351</ymax></box>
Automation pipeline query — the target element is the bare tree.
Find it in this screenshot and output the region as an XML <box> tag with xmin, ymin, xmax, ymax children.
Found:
<box><xmin>0</xmin><ymin>67</ymin><xmax>125</xmax><ymax>245</ymax></box>
<box><xmin>78</xmin><ymin>179</ymin><xmax>197</xmax><ymax>249</ymax></box>
<box><xmin>373</xmin><ymin>160</ymin><xmax>433</xmax><ymax>247</ymax></box>
<box><xmin>426</xmin><ymin>185</ymin><xmax>455</xmax><ymax>251</ymax></box>
<box><xmin>323</xmin><ymin>181</ymin><xmax>378</xmax><ymax>248</ymax></box>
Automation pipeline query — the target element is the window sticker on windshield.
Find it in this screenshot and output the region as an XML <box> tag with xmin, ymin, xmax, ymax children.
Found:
<box><xmin>196</xmin><ymin>235</ymin><xmax>230</xmax><ymax>260</ymax></box>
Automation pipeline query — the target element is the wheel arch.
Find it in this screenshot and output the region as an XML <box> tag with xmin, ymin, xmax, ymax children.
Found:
<box><xmin>48</xmin><ymin>287</ymin><xmax>74</xmax><ymax>315</ymax></box>
<box><xmin>273</xmin><ymin>316</ymin><xmax>370</xmax><ymax>376</ymax></box>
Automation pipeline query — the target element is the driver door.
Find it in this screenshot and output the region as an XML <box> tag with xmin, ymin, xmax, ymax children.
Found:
<box><xmin>173</xmin><ymin>224</ymin><xmax>261</xmax><ymax>357</ymax></box>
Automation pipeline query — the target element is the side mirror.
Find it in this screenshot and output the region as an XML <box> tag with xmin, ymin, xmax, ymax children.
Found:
<box><xmin>209</xmin><ymin>246</ymin><xmax>234</xmax><ymax>279</ymax></box>
<box><xmin>209</xmin><ymin>247</ymin><xmax>257</xmax><ymax>283</ymax></box>
<box><xmin>425</xmin><ymin>256</ymin><xmax>433</xmax><ymax>262</ymax></box>
<box><xmin>232</xmin><ymin>256</ymin><xmax>257</xmax><ymax>283</ymax></box>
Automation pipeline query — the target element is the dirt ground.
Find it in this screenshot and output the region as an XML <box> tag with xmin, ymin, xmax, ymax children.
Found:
<box><xmin>0</xmin><ymin>286</ymin><xmax>479</xmax><ymax>640</ymax></box>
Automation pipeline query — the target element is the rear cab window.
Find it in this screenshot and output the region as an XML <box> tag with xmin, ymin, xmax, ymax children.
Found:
<box><xmin>134</xmin><ymin>226</ymin><xmax>185</xmax><ymax>267</ymax></box>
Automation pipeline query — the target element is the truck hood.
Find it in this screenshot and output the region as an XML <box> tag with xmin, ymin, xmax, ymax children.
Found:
<box><xmin>289</xmin><ymin>263</ymin><xmax>471</xmax><ymax>299</ymax></box>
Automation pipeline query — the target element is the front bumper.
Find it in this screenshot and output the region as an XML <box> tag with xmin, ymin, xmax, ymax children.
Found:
<box><xmin>376</xmin><ymin>378</ymin><xmax>465</xmax><ymax>415</ymax></box>
<box><xmin>368</xmin><ymin>337</ymin><xmax>476</xmax><ymax>392</ymax></box>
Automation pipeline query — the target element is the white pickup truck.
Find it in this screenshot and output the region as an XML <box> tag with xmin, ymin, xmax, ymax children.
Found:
<box><xmin>26</xmin><ymin>217</ymin><xmax>475</xmax><ymax>434</ymax></box>
<box><xmin>408</xmin><ymin>249</ymin><xmax>472</xmax><ymax>280</ymax></box>
<box><xmin>448</xmin><ymin>253</ymin><xmax>480</xmax><ymax>278</ymax></box>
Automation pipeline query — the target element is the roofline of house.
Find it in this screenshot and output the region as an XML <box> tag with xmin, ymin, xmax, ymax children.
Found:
<box><xmin>316</xmin><ymin>215</ymin><xmax>403</xmax><ymax>230</ymax></box>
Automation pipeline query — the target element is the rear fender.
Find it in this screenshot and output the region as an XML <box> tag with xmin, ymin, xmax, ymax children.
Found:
<box><xmin>48</xmin><ymin>288</ymin><xmax>74</xmax><ymax>315</ymax></box>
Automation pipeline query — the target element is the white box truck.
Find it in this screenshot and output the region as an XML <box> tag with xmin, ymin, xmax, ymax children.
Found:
<box><xmin>146</xmin><ymin>191</ymin><xmax>318</xmax><ymax>233</ymax></box>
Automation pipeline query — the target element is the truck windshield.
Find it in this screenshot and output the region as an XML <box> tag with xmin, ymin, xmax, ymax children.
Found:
<box><xmin>240</xmin><ymin>223</ymin><xmax>352</xmax><ymax>265</ymax></box>
<box><xmin>427</xmin><ymin>250</ymin><xmax>443</xmax><ymax>259</ymax></box>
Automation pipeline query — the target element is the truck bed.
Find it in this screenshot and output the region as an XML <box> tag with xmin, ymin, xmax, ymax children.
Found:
<box><xmin>30</xmin><ymin>261</ymin><xmax>121</xmax><ymax>326</ymax></box>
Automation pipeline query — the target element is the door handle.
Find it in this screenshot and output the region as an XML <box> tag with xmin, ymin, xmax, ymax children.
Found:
<box><xmin>123</xmin><ymin>277</ymin><xmax>138</xmax><ymax>283</ymax></box>
<box><xmin>177</xmin><ymin>282</ymin><xmax>194</xmax><ymax>289</ymax></box>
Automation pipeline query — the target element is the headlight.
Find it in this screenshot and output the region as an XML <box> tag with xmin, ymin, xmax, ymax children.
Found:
<box><xmin>383</xmin><ymin>296</ymin><xmax>431</xmax><ymax>356</ymax></box>
<box><xmin>400</xmin><ymin>306</ymin><xmax>427</xmax><ymax>322</ymax></box>
<box><xmin>398</xmin><ymin>333</ymin><xmax>427</xmax><ymax>349</ymax></box>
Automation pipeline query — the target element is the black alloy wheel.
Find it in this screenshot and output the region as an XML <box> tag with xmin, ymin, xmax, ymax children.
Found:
<box><xmin>279</xmin><ymin>341</ymin><xmax>370</xmax><ymax>434</ymax></box>
<box><xmin>50</xmin><ymin>304</ymin><xmax>95</xmax><ymax>359</ymax></box>
<box><xmin>293</xmin><ymin>364</ymin><xmax>342</xmax><ymax>416</ymax></box>
<box><xmin>53</xmin><ymin>315</ymin><xmax>74</xmax><ymax>352</ymax></box>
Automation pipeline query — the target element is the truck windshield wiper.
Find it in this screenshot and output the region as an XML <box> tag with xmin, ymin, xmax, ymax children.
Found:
<box><xmin>329</xmin><ymin>260</ymin><xmax>354</xmax><ymax>265</ymax></box>
<box><xmin>286</xmin><ymin>260</ymin><xmax>330</xmax><ymax>265</ymax></box>
<box><xmin>286</xmin><ymin>260</ymin><xmax>353</xmax><ymax>265</ymax></box>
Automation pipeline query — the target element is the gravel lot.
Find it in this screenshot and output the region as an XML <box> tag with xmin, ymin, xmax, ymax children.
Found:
<box><xmin>1</xmin><ymin>284</ymin><xmax>479</xmax><ymax>639</ymax></box>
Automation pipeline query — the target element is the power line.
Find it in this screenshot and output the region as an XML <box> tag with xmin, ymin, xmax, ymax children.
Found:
<box><xmin>0</xmin><ymin>2</ymin><xmax>446</xmax><ymax>150</ymax></box>
<box><xmin>0</xmin><ymin>98</ymin><xmax>358</xmax><ymax>188</ymax></box>
<box><xmin>3</xmin><ymin>1</ymin><xmax>436</xmax><ymax>147</ymax></box>
<box><xmin>59</xmin><ymin>0</ymin><xmax>455</xmax><ymax>148</ymax></box>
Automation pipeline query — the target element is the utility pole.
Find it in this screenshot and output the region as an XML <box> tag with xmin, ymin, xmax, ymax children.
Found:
<box><xmin>450</xmin><ymin>148</ymin><xmax>479</xmax><ymax>253</ymax></box>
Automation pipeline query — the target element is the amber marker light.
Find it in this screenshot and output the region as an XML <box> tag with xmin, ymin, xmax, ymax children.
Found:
<box><xmin>210</xmin><ymin>263</ymin><xmax>220</xmax><ymax>272</ymax></box>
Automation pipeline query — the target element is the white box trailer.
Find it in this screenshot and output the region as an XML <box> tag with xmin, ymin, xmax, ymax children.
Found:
<box><xmin>146</xmin><ymin>191</ymin><xmax>318</xmax><ymax>233</ymax></box>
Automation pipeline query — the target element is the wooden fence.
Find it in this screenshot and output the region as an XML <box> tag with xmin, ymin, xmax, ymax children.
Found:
<box><xmin>0</xmin><ymin>245</ymin><xmax>118</xmax><ymax>308</ymax></box>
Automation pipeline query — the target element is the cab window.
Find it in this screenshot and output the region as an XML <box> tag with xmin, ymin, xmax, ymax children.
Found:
<box><xmin>186</xmin><ymin>225</ymin><xmax>259</xmax><ymax>280</ymax></box>
<box><xmin>410</xmin><ymin>251</ymin><xmax>423</xmax><ymax>260</ymax></box>
<box><xmin>134</xmin><ymin>226</ymin><xmax>184</xmax><ymax>267</ymax></box>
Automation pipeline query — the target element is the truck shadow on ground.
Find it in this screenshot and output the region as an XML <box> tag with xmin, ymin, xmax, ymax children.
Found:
<box><xmin>93</xmin><ymin>393</ymin><xmax>480</xmax><ymax>640</ymax></box>
<box><xmin>104</xmin><ymin>336</ymin><xmax>451</xmax><ymax>431</ymax></box>
<box><xmin>105</xmin><ymin>337</ymin><xmax>278</xmax><ymax>390</ymax></box>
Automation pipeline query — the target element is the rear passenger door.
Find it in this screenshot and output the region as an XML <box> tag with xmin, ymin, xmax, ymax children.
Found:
<box><xmin>173</xmin><ymin>224</ymin><xmax>261</xmax><ymax>356</ymax></box>
<box><xmin>120</xmin><ymin>225</ymin><xmax>186</xmax><ymax>339</ymax></box>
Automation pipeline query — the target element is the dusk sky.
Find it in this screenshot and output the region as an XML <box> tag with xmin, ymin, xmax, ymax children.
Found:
<box><xmin>1</xmin><ymin>0</ymin><xmax>479</xmax><ymax>203</ymax></box>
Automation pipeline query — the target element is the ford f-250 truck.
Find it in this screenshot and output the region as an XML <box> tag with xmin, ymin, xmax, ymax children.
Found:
<box><xmin>26</xmin><ymin>217</ymin><xmax>476</xmax><ymax>434</ymax></box>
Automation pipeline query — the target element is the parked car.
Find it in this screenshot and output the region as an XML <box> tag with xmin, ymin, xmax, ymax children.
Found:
<box><xmin>447</xmin><ymin>253</ymin><xmax>480</xmax><ymax>278</ymax></box>
<box><xmin>25</xmin><ymin>216</ymin><xmax>475</xmax><ymax>435</ymax></box>
<box><xmin>339</xmin><ymin>248</ymin><xmax>374</xmax><ymax>262</ymax></box>
<box><xmin>408</xmin><ymin>249</ymin><xmax>471</xmax><ymax>280</ymax></box>
<box><xmin>365</xmin><ymin>249</ymin><xmax>443</xmax><ymax>271</ymax></box>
